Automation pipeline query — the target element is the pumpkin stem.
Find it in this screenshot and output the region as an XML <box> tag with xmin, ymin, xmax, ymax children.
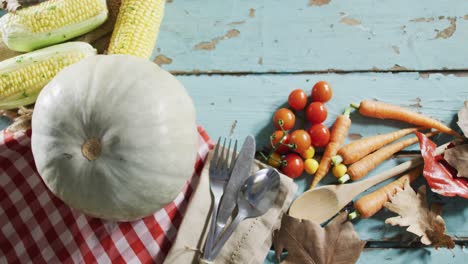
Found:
<box><xmin>82</xmin><ymin>138</ymin><xmax>102</xmax><ymax>161</ymax></box>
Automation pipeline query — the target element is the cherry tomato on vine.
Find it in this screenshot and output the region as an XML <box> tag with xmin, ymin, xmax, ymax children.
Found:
<box><xmin>282</xmin><ymin>153</ymin><xmax>304</xmax><ymax>178</ymax></box>
<box><xmin>271</xmin><ymin>130</ymin><xmax>291</xmax><ymax>154</ymax></box>
<box><xmin>308</xmin><ymin>123</ymin><xmax>330</xmax><ymax>148</ymax></box>
<box><xmin>267</xmin><ymin>152</ymin><xmax>282</xmax><ymax>168</ymax></box>
<box><xmin>305</xmin><ymin>102</ymin><xmax>328</xmax><ymax>124</ymax></box>
<box><xmin>289</xmin><ymin>129</ymin><xmax>311</xmax><ymax>154</ymax></box>
<box><xmin>273</xmin><ymin>108</ymin><xmax>296</xmax><ymax>130</ymax></box>
<box><xmin>311</xmin><ymin>81</ymin><xmax>333</xmax><ymax>102</ymax></box>
<box><xmin>288</xmin><ymin>89</ymin><xmax>308</xmax><ymax>110</ymax></box>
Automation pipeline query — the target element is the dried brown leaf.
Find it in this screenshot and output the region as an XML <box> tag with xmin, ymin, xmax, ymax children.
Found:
<box><xmin>384</xmin><ymin>180</ymin><xmax>455</xmax><ymax>249</ymax></box>
<box><xmin>444</xmin><ymin>144</ymin><xmax>468</xmax><ymax>178</ymax></box>
<box><xmin>458</xmin><ymin>101</ymin><xmax>468</xmax><ymax>138</ymax></box>
<box><xmin>274</xmin><ymin>212</ymin><xmax>366</xmax><ymax>264</ymax></box>
<box><xmin>0</xmin><ymin>109</ymin><xmax>18</xmax><ymax>120</ymax></box>
<box><xmin>4</xmin><ymin>106</ymin><xmax>33</xmax><ymax>133</ymax></box>
<box><xmin>1</xmin><ymin>0</ymin><xmax>21</xmax><ymax>12</ymax></box>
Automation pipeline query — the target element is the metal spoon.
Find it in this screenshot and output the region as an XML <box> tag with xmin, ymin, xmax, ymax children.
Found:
<box><xmin>206</xmin><ymin>168</ymin><xmax>281</xmax><ymax>260</ymax></box>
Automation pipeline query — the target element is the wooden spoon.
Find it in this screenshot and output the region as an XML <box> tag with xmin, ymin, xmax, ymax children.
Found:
<box><xmin>289</xmin><ymin>143</ymin><xmax>448</xmax><ymax>224</ymax></box>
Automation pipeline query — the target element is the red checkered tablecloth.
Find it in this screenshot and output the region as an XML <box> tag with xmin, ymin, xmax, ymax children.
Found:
<box><xmin>0</xmin><ymin>126</ymin><xmax>213</xmax><ymax>264</ymax></box>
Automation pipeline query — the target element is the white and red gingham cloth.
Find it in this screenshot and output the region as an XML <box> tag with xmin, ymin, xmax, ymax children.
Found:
<box><xmin>0</xmin><ymin>126</ymin><xmax>214</xmax><ymax>264</ymax></box>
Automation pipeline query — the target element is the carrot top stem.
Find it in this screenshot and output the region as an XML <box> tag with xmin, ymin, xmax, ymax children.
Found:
<box><xmin>348</xmin><ymin>211</ymin><xmax>360</xmax><ymax>220</ymax></box>
<box><xmin>338</xmin><ymin>174</ymin><xmax>350</xmax><ymax>184</ymax></box>
<box><xmin>343</xmin><ymin>106</ymin><xmax>352</xmax><ymax>117</ymax></box>
<box><xmin>332</xmin><ymin>155</ymin><xmax>343</xmax><ymax>166</ymax></box>
<box><xmin>350</xmin><ymin>103</ymin><xmax>360</xmax><ymax>110</ymax></box>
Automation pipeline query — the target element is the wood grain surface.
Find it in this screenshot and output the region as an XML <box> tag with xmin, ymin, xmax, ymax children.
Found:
<box><xmin>1</xmin><ymin>0</ymin><xmax>467</xmax><ymax>263</ymax></box>
<box><xmin>153</xmin><ymin>0</ymin><xmax>468</xmax><ymax>73</ymax></box>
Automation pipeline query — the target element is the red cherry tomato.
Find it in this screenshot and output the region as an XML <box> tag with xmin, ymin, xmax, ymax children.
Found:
<box><xmin>282</xmin><ymin>153</ymin><xmax>304</xmax><ymax>178</ymax></box>
<box><xmin>273</xmin><ymin>108</ymin><xmax>296</xmax><ymax>130</ymax></box>
<box><xmin>305</xmin><ymin>102</ymin><xmax>328</xmax><ymax>124</ymax></box>
<box><xmin>288</xmin><ymin>89</ymin><xmax>308</xmax><ymax>110</ymax></box>
<box><xmin>289</xmin><ymin>129</ymin><xmax>311</xmax><ymax>154</ymax></box>
<box><xmin>308</xmin><ymin>124</ymin><xmax>330</xmax><ymax>148</ymax></box>
<box><xmin>271</xmin><ymin>130</ymin><xmax>291</xmax><ymax>154</ymax></box>
<box><xmin>311</xmin><ymin>81</ymin><xmax>333</xmax><ymax>102</ymax></box>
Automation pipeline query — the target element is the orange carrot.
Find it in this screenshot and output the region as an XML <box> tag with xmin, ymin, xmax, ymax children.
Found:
<box><xmin>310</xmin><ymin>108</ymin><xmax>351</xmax><ymax>189</ymax></box>
<box><xmin>334</xmin><ymin>127</ymin><xmax>419</xmax><ymax>165</ymax></box>
<box><xmin>355</xmin><ymin>100</ymin><xmax>460</xmax><ymax>137</ymax></box>
<box><xmin>347</xmin><ymin>131</ymin><xmax>438</xmax><ymax>181</ymax></box>
<box><xmin>354</xmin><ymin>166</ymin><xmax>423</xmax><ymax>218</ymax></box>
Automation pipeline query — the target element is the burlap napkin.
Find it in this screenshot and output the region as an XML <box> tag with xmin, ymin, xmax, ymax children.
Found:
<box><xmin>164</xmin><ymin>152</ymin><xmax>298</xmax><ymax>264</ymax></box>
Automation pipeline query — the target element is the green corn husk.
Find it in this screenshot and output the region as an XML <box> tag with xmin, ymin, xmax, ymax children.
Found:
<box><xmin>0</xmin><ymin>41</ymin><xmax>96</xmax><ymax>110</ymax></box>
<box><xmin>0</xmin><ymin>0</ymin><xmax>108</xmax><ymax>52</ymax></box>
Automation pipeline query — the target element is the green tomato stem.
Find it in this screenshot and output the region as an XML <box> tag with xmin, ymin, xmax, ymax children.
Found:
<box><xmin>278</xmin><ymin>119</ymin><xmax>286</xmax><ymax>132</ymax></box>
<box><xmin>267</xmin><ymin>129</ymin><xmax>290</xmax><ymax>162</ymax></box>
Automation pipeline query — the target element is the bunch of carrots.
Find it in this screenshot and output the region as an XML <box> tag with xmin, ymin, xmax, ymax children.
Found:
<box><xmin>310</xmin><ymin>99</ymin><xmax>460</xmax><ymax>218</ymax></box>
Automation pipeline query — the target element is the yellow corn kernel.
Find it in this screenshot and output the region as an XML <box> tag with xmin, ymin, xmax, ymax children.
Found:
<box><xmin>107</xmin><ymin>0</ymin><xmax>165</xmax><ymax>59</ymax></box>
<box><xmin>0</xmin><ymin>42</ymin><xmax>96</xmax><ymax>110</ymax></box>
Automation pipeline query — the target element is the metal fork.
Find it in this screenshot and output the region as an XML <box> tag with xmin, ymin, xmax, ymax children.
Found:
<box><xmin>202</xmin><ymin>137</ymin><xmax>237</xmax><ymax>259</ymax></box>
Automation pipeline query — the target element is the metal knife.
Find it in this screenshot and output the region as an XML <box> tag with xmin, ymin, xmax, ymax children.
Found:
<box><xmin>214</xmin><ymin>135</ymin><xmax>255</xmax><ymax>236</ymax></box>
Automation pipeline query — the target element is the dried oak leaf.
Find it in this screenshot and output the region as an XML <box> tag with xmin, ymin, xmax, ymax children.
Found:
<box><xmin>384</xmin><ymin>180</ymin><xmax>454</xmax><ymax>249</ymax></box>
<box><xmin>457</xmin><ymin>101</ymin><xmax>468</xmax><ymax>138</ymax></box>
<box><xmin>274</xmin><ymin>212</ymin><xmax>366</xmax><ymax>264</ymax></box>
<box><xmin>444</xmin><ymin>144</ymin><xmax>468</xmax><ymax>178</ymax></box>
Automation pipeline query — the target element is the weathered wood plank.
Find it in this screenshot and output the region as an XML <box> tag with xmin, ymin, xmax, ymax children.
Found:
<box><xmin>356</xmin><ymin>247</ymin><xmax>467</xmax><ymax>264</ymax></box>
<box><xmin>1</xmin><ymin>0</ymin><xmax>467</xmax><ymax>262</ymax></box>
<box><xmin>178</xmin><ymin>72</ymin><xmax>466</xmax><ymax>149</ymax></box>
<box><xmin>176</xmin><ymin>71</ymin><xmax>468</xmax><ymax>242</ymax></box>
<box><xmin>265</xmin><ymin>246</ymin><xmax>468</xmax><ymax>264</ymax></box>
<box><xmin>2</xmin><ymin>72</ymin><xmax>466</xmax><ymax>243</ymax></box>
<box><xmin>153</xmin><ymin>0</ymin><xmax>468</xmax><ymax>72</ymax></box>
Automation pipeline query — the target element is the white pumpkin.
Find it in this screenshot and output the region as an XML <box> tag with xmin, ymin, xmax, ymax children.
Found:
<box><xmin>31</xmin><ymin>55</ymin><xmax>198</xmax><ymax>221</ymax></box>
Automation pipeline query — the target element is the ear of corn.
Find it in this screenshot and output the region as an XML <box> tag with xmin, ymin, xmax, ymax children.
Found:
<box><xmin>0</xmin><ymin>0</ymin><xmax>108</xmax><ymax>52</ymax></box>
<box><xmin>107</xmin><ymin>0</ymin><xmax>165</xmax><ymax>59</ymax></box>
<box><xmin>0</xmin><ymin>41</ymin><xmax>96</xmax><ymax>110</ymax></box>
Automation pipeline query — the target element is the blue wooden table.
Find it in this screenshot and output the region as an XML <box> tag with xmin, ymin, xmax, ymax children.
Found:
<box><xmin>1</xmin><ymin>0</ymin><xmax>467</xmax><ymax>263</ymax></box>
<box><xmin>153</xmin><ymin>0</ymin><xmax>468</xmax><ymax>263</ymax></box>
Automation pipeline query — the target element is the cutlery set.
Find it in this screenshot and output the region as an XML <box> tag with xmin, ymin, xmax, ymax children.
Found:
<box><xmin>201</xmin><ymin>136</ymin><xmax>280</xmax><ymax>262</ymax></box>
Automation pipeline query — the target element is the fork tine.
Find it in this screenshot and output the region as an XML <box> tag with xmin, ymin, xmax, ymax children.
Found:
<box><xmin>224</xmin><ymin>138</ymin><xmax>232</xmax><ymax>171</ymax></box>
<box><xmin>211</xmin><ymin>137</ymin><xmax>221</xmax><ymax>168</ymax></box>
<box><xmin>229</xmin><ymin>139</ymin><xmax>238</xmax><ymax>173</ymax></box>
<box><xmin>219</xmin><ymin>138</ymin><xmax>227</xmax><ymax>169</ymax></box>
